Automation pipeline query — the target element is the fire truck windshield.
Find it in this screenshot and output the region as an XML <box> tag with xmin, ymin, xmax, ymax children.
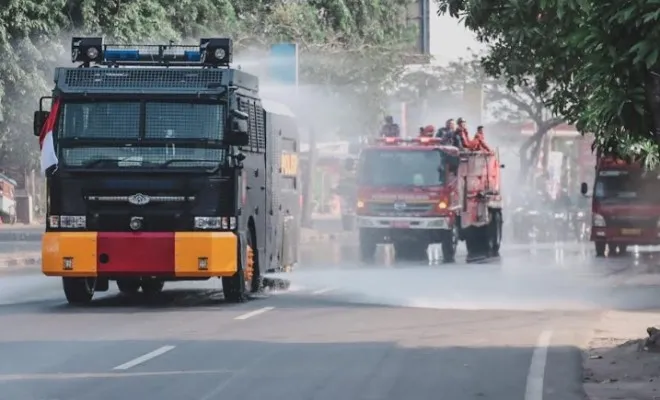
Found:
<box><xmin>357</xmin><ymin>149</ymin><xmax>444</xmax><ymax>187</ymax></box>
<box><xmin>594</xmin><ymin>170</ymin><xmax>660</xmax><ymax>203</ymax></box>
<box><xmin>57</xmin><ymin>101</ymin><xmax>226</xmax><ymax>169</ymax></box>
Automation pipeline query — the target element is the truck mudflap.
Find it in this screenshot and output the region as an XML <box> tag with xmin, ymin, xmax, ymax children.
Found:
<box><xmin>42</xmin><ymin>231</ymin><xmax>238</xmax><ymax>278</ymax></box>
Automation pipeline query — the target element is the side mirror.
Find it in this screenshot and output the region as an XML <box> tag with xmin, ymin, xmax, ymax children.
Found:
<box><xmin>580</xmin><ymin>182</ymin><xmax>588</xmax><ymax>195</ymax></box>
<box><xmin>225</xmin><ymin>109</ymin><xmax>249</xmax><ymax>146</ymax></box>
<box><xmin>33</xmin><ymin>111</ymin><xmax>49</xmax><ymax>137</ymax></box>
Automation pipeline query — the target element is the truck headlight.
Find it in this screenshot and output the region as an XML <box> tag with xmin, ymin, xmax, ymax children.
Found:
<box><xmin>49</xmin><ymin>215</ymin><xmax>86</xmax><ymax>229</ymax></box>
<box><xmin>194</xmin><ymin>217</ymin><xmax>236</xmax><ymax>230</ymax></box>
<box><xmin>593</xmin><ymin>213</ymin><xmax>606</xmax><ymax>227</ymax></box>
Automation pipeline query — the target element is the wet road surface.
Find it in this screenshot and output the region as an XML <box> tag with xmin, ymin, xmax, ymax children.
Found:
<box><xmin>0</xmin><ymin>239</ymin><xmax>658</xmax><ymax>400</ymax></box>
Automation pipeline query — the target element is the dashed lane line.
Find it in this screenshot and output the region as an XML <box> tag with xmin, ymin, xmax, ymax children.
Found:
<box><xmin>113</xmin><ymin>345</ymin><xmax>176</xmax><ymax>371</ymax></box>
<box><xmin>234</xmin><ymin>306</ymin><xmax>275</xmax><ymax>320</ymax></box>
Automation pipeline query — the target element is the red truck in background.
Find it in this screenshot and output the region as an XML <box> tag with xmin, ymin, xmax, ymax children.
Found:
<box><xmin>581</xmin><ymin>155</ymin><xmax>660</xmax><ymax>257</ymax></box>
<box><xmin>353</xmin><ymin>137</ymin><xmax>504</xmax><ymax>262</ymax></box>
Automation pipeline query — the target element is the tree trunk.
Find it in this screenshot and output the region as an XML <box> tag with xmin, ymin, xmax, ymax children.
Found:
<box><xmin>645</xmin><ymin>70</ymin><xmax>660</xmax><ymax>142</ymax></box>
<box><xmin>518</xmin><ymin>118</ymin><xmax>564</xmax><ymax>181</ymax></box>
<box><xmin>519</xmin><ymin>128</ymin><xmax>546</xmax><ymax>181</ymax></box>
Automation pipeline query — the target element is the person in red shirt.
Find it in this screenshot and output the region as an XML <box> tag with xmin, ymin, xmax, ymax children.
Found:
<box><xmin>420</xmin><ymin>125</ymin><xmax>435</xmax><ymax>137</ymax></box>
<box><xmin>455</xmin><ymin>118</ymin><xmax>474</xmax><ymax>149</ymax></box>
<box><xmin>472</xmin><ymin>125</ymin><xmax>492</xmax><ymax>152</ymax></box>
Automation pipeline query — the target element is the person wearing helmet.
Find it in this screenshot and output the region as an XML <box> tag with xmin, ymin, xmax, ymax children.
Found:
<box><xmin>380</xmin><ymin>115</ymin><xmax>401</xmax><ymax>137</ymax></box>
<box><xmin>420</xmin><ymin>125</ymin><xmax>435</xmax><ymax>137</ymax></box>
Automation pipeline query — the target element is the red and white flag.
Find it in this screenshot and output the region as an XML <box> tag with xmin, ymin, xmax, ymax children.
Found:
<box><xmin>39</xmin><ymin>98</ymin><xmax>61</xmax><ymax>176</ymax></box>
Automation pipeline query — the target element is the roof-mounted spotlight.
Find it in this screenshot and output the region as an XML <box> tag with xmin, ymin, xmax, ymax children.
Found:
<box><xmin>71</xmin><ymin>37</ymin><xmax>104</xmax><ymax>64</ymax></box>
<box><xmin>200</xmin><ymin>38</ymin><xmax>232</xmax><ymax>67</ymax></box>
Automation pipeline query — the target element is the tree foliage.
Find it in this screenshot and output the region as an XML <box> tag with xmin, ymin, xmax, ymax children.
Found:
<box><xmin>0</xmin><ymin>0</ymin><xmax>416</xmax><ymax>175</ymax></box>
<box><xmin>396</xmin><ymin>56</ymin><xmax>561</xmax><ymax>171</ymax></box>
<box><xmin>437</xmin><ymin>0</ymin><xmax>660</xmax><ymax>167</ymax></box>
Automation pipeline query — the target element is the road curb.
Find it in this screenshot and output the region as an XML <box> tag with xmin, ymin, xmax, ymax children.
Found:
<box><xmin>0</xmin><ymin>255</ymin><xmax>41</xmax><ymax>269</ymax></box>
<box><xmin>300</xmin><ymin>230</ymin><xmax>357</xmax><ymax>245</ymax></box>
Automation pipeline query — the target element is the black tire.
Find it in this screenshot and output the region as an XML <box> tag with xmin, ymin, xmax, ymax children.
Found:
<box><xmin>223</xmin><ymin>232</ymin><xmax>257</xmax><ymax>303</ymax></box>
<box><xmin>595</xmin><ymin>242</ymin><xmax>606</xmax><ymax>257</ymax></box>
<box><xmin>441</xmin><ymin>228</ymin><xmax>457</xmax><ymax>263</ymax></box>
<box><xmin>359</xmin><ymin>229</ymin><xmax>377</xmax><ymax>262</ymax></box>
<box><xmin>488</xmin><ymin>210</ymin><xmax>502</xmax><ymax>256</ymax></box>
<box><xmin>117</xmin><ymin>279</ymin><xmax>141</xmax><ymax>295</ymax></box>
<box><xmin>141</xmin><ymin>279</ymin><xmax>164</xmax><ymax>295</ymax></box>
<box><xmin>63</xmin><ymin>277</ymin><xmax>95</xmax><ymax>305</ymax></box>
<box><xmin>248</xmin><ymin>232</ymin><xmax>262</xmax><ymax>293</ymax></box>
<box><xmin>618</xmin><ymin>244</ymin><xmax>628</xmax><ymax>254</ymax></box>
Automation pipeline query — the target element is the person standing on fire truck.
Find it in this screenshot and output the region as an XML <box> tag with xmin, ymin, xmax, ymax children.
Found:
<box><xmin>436</xmin><ymin>119</ymin><xmax>456</xmax><ymax>144</ymax></box>
<box><xmin>420</xmin><ymin>125</ymin><xmax>435</xmax><ymax>137</ymax></box>
<box><xmin>454</xmin><ymin>117</ymin><xmax>471</xmax><ymax>149</ymax></box>
<box><xmin>380</xmin><ymin>116</ymin><xmax>401</xmax><ymax>137</ymax></box>
<box><xmin>472</xmin><ymin>125</ymin><xmax>492</xmax><ymax>152</ymax></box>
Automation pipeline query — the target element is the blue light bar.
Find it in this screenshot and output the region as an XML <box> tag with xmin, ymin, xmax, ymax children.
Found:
<box><xmin>105</xmin><ymin>50</ymin><xmax>140</xmax><ymax>61</ymax></box>
<box><xmin>184</xmin><ymin>51</ymin><xmax>201</xmax><ymax>61</ymax></box>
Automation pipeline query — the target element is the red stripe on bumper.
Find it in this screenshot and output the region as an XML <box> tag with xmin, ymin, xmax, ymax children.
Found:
<box><xmin>97</xmin><ymin>232</ymin><xmax>175</xmax><ymax>276</ymax></box>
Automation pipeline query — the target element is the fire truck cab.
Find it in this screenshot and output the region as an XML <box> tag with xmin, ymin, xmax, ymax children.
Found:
<box><xmin>581</xmin><ymin>155</ymin><xmax>660</xmax><ymax>256</ymax></box>
<box><xmin>354</xmin><ymin>136</ymin><xmax>503</xmax><ymax>261</ymax></box>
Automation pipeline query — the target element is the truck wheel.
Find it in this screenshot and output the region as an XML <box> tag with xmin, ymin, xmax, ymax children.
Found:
<box><xmin>359</xmin><ymin>230</ymin><xmax>377</xmax><ymax>262</ymax></box>
<box><xmin>223</xmin><ymin>233</ymin><xmax>257</xmax><ymax>303</ymax></box>
<box><xmin>442</xmin><ymin>228</ymin><xmax>457</xmax><ymax>262</ymax></box>
<box><xmin>595</xmin><ymin>242</ymin><xmax>606</xmax><ymax>257</ymax></box>
<box><xmin>488</xmin><ymin>211</ymin><xmax>502</xmax><ymax>256</ymax></box>
<box><xmin>62</xmin><ymin>277</ymin><xmax>95</xmax><ymax>305</ymax></box>
<box><xmin>141</xmin><ymin>279</ymin><xmax>164</xmax><ymax>295</ymax></box>
<box><xmin>116</xmin><ymin>279</ymin><xmax>141</xmax><ymax>294</ymax></box>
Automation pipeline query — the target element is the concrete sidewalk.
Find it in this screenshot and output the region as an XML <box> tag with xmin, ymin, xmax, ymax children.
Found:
<box><xmin>583</xmin><ymin>310</ymin><xmax>660</xmax><ymax>399</ymax></box>
<box><xmin>300</xmin><ymin>227</ymin><xmax>356</xmax><ymax>244</ymax></box>
<box><xmin>0</xmin><ymin>251</ymin><xmax>41</xmax><ymax>269</ymax></box>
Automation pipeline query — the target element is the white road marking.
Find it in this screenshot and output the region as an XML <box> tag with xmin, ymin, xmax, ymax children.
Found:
<box><xmin>311</xmin><ymin>287</ymin><xmax>335</xmax><ymax>295</ymax></box>
<box><xmin>113</xmin><ymin>345</ymin><xmax>176</xmax><ymax>370</ymax></box>
<box><xmin>234</xmin><ymin>306</ymin><xmax>274</xmax><ymax>320</ymax></box>
<box><xmin>524</xmin><ymin>330</ymin><xmax>553</xmax><ymax>400</ymax></box>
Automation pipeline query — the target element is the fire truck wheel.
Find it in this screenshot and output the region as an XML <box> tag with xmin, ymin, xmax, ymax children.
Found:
<box><xmin>488</xmin><ymin>210</ymin><xmax>502</xmax><ymax>256</ymax></box>
<box><xmin>141</xmin><ymin>279</ymin><xmax>164</xmax><ymax>295</ymax></box>
<box><xmin>442</xmin><ymin>228</ymin><xmax>457</xmax><ymax>262</ymax></box>
<box><xmin>359</xmin><ymin>230</ymin><xmax>377</xmax><ymax>262</ymax></box>
<box><xmin>62</xmin><ymin>277</ymin><xmax>95</xmax><ymax>305</ymax></box>
<box><xmin>116</xmin><ymin>279</ymin><xmax>141</xmax><ymax>295</ymax></box>
<box><xmin>595</xmin><ymin>242</ymin><xmax>606</xmax><ymax>257</ymax></box>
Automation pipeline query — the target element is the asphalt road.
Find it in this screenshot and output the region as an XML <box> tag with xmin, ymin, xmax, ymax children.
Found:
<box><xmin>1</xmin><ymin>237</ymin><xmax>659</xmax><ymax>400</ymax></box>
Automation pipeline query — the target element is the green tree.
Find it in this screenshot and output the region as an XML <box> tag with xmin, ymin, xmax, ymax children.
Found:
<box><xmin>0</xmin><ymin>0</ymin><xmax>417</xmax><ymax>176</ymax></box>
<box><xmin>437</xmin><ymin>0</ymin><xmax>660</xmax><ymax>167</ymax></box>
<box><xmin>396</xmin><ymin>56</ymin><xmax>563</xmax><ymax>175</ymax></box>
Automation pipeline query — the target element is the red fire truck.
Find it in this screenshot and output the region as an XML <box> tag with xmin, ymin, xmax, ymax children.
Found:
<box><xmin>354</xmin><ymin>137</ymin><xmax>504</xmax><ymax>262</ymax></box>
<box><xmin>581</xmin><ymin>155</ymin><xmax>660</xmax><ymax>256</ymax></box>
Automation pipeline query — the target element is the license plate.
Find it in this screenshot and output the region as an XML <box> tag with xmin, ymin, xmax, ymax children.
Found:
<box><xmin>392</xmin><ymin>221</ymin><xmax>410</xmax><ymax>228</ymax></box>
<box><xmin>621</xmin><ymin>228</ymin><xmax>641</xmax><ymax>235</ymax></box>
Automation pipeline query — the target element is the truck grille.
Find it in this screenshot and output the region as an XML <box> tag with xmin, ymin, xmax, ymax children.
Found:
<box><xmin>367</xmin><ymin>202</ymin><xmax>435</xmax><ymax>215</ymax></box>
